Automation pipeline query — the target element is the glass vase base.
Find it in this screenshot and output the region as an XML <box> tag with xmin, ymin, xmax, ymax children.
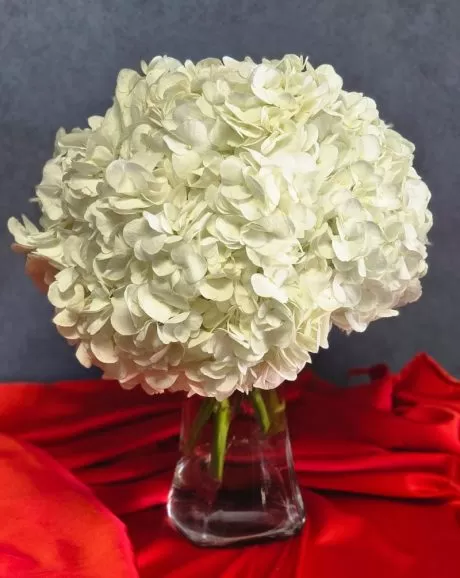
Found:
<box><xmin>167</xmin><ymin>454</ymin><xmax>305</xmax><ymax>547</ymax></box>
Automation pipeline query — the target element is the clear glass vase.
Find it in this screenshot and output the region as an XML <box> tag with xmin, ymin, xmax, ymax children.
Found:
<box><xmin>167</xmin><ymin>388</ymin><xmax>305</xmax><ymax>547</ymax></box>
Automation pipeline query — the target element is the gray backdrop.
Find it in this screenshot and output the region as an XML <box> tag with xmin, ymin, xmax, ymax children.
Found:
<box><xmin>1</xmin><ymin>0</ymin><xmax>459</xmax><ymax>384</ymax></box>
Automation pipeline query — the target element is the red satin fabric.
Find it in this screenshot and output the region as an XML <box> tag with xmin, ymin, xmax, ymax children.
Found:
<box><xmin>0</xmin><ymin>353</ymin><xmax>459</xmax><ymax>577</ymax></box>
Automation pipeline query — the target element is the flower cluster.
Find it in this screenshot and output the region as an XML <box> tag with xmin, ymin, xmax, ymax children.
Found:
<box><xmin>8</xmin><ymin>55</ymin><xmax>432</xmax><ymax>399</ymax></box>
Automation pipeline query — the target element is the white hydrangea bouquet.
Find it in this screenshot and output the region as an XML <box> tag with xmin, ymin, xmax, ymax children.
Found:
<box><xmin>9</xmin><ymin>55</ymin><xmax>431</xmax><ymax>544</ymax></box>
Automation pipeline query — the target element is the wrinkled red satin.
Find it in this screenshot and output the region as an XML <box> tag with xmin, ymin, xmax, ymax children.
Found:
<box><xmin>0</xmin><ymin>353</ymin><xmax>459</xmax><ymax>577</ymax></box>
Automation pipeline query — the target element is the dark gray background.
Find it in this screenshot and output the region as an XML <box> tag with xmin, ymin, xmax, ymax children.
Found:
<box><xmin>1</xmin><ymin>0</ymin><xmax>458</xmax><ymax>384</ymax></box>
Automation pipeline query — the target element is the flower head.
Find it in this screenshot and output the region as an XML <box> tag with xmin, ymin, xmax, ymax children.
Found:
<box><xmin>8</xmin><ymin>55</ymin><xmax>432</xmax><ymax>399</ymax></box>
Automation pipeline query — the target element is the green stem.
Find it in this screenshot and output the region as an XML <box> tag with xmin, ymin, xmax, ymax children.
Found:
<box><xmin>184</xmin><ymin>397</ymin><xmax>216</xmax><ymax>455</ymax></box>
<box><xmin>210</xmin><ymin>399</ymin><xmax>231</xmax><ymax>481</ymax></box>
<box><xmin>249</xmin><ymin>390</ymin><xmax>271</xmax><ymax>435</ymax></box>
<box><xmin>266</xmin><ymin>389</ymin><xmax>286</xmax><ymax>434</ymax></box>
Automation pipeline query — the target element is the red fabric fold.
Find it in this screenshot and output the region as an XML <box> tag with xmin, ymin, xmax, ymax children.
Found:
<box><xmin>0</xmin><ymin>353</ymin><xmax>459</xmax><ymax>577</ymax></box>
<box><xmin>0</xmin><ymin>435</ymin><xmax>137</xmax><ymax>578</ymax></box>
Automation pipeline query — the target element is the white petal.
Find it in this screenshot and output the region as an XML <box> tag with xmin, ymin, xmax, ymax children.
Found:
<box><xmin>144</xmin><ymin>373</ymin><xmax>178</xmax><ymax>391</ymax></box>
<box><xmin>75</xmin><ymin>343</ymin><xmax>92</xmax><ymax>368</ymax></box>
<box><xmin>251</xmin><ymin>64</ymin><xmax>281</xmax><ymax>104</ymax></box>
<box><xmin>263</xmin><ymin>173</ymin><xmax>280</xmax><ymax>206</ymax></box>
<box><xmin>143</xmin><ymin>211</ymin><xmax>173</xmax><ymax>234</ymax></box>
<box><xmin>111</xmin><ymin>296</ymin><xmax>138</xmax><ymax>335</ymax></box>
<box><xmin>251</xmin><ymin>274</ymin><xmax>288</xmax><ymax>303</ymax></box>
<box><xmin>172</xmin><ymin>151</ymin><xmax>202</xmax><ymax>177</ymax></box>
<box><xmin>168</xmin><ymin>312</ymin><xmax>190</xmax><ymax>324</ymax></box>
<box><xmin>184</xmin><ymin>256</ymin><xmax>207</xmax><ymax>283</ymax></box>
<box><xmin>7</xmin><ymin>218</ymin><xmax>35</xmax><ymax>247</ymax></box>
<box><xmin>137</xmin><ymin>285</ymin><xmax>174</xmax><ymax>323</ymax></box>
<box><xmin>332</xmin><ymin>238</ymin><xmax>364</xmax><ymax>262</ymax></box>
<box><xmin>184</xmin><ymin>330</ymin><xmax>208</xmax><ymax>350</ymax></box>
<box><xmin>91</xmin><ymin>333</ymin><xmax>118</xmax><ymax>364</ymax></box>
<box><xmin>109</xmin><ymin>197</ymin><xmax>150</xmax><ymax>212</ymax></box>
<box><xmin>199</xmin><ymin>278</ymin><xmax>234</xmax><ymax>302</ymax></box>
<box><xmin>316</xmin><ymin>287</ymin><xmax>340</xmax><ymax>311</ymax></box>
<box><xmin>53</xmin><ymin>309</ymin><xmax>78</xmax><ymax>327</ymax></box>
<box><xmin>152</xmin><ymin>256</ymin><xmax>176</xmax><ymax>277</ymax></box>
<box><xmin>241</xmin><ymin>227</ymin><xmax>267</xmax><ymax>248</ymax></box>
<box><xmin>139</xmin><ymin>234</ymin><xmax>166</xmax><ymax>256</ymax></box>
<box><xmin>220</xmin><ymin>157</ymin><xmax>244</xmax><ymax>184</ymax></box>
<box><xmin>359</xmin><ymin>135</ymin><xmax>381</xmax><ymax>162</ymax></box>
<box><xmin>344</xmin><ymin>311</ymin><xmax>368</xmax><ymax>332</ymax></box>
<box><xmin>215</xmin><ymin>216</ymin><xmax>241</xmax><ymax>246</ymax></box>
<box><xmin>239</xmin><ymin>200</ymin><xmax>265</xmax><ymax>221</ymax></box>
<box><xmin>269</xmin><ymin>152</ymin><xmax>315</xmax><ymax>174</ymax></box>
<box><xmin>106</xmin><ymin>160</ymin><xmax>147</xmax><ymax>193</ymax></box>
<box><xmin>55</xmin><ymin>268</ymin><xmax>77</xmax><ymax>292</ymax></box>
<box><xmin>176</xmin><ymin>120</ymin><xmax>210</xmax><ymax>149</ymax></box>
<box><xmin>163</xmin><ymin>134</ymin><xmax>189</xmax><ymax>155</ymax></box>
<box><xmin>221</xmin><ymin>185</ymin><xmax>251</xmax><ymax>201</ymax></box>
<box><xmin>86</xmin><ymin>312</ymin><xmax>111</xmax><ymax>335</ymax></box>
<box><xmin>171</xmin><ymin>245</ymin><xmax>207</xmax><ymax>283</ymax></box>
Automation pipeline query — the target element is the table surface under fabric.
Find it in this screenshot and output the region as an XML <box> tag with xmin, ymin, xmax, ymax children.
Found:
<box><xmin>0</xmin><ymin>353</ymin><xmax>459</xmax><ymax>577</ymax></box>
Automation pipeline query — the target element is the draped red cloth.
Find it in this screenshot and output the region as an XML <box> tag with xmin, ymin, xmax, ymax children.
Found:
<box><xmin>0</xmin><ymin>353</ymin><xmax>459</xmax><ymax>577</ymax></box>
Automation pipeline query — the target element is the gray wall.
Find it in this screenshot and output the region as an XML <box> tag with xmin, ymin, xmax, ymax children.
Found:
<box><xmin>1</xmin><ymin>0</ymin><xmax>459</xmax><ymax>384</ymax></box>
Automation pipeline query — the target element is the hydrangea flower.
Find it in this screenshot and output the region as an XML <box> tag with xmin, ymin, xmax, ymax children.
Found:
<box><xmin>8</xmin><ymin>55</ymin><xmax>432</xmax><ymax>400</ymax></box>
